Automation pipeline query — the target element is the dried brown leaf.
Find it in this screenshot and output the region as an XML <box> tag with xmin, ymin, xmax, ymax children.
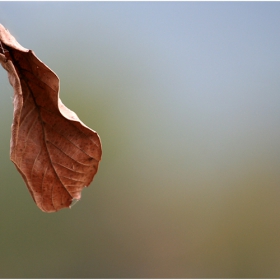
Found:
<box><xmin>0</xmin><ymin>24</ymin><xmax>102</xmax><ymax>213</ymax></box>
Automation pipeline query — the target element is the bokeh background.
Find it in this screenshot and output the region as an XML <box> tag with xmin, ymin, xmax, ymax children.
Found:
<box><xmin>1</xmin><ymin>2</ymin><xmax>280</xmax><ymax>278</ymax></box>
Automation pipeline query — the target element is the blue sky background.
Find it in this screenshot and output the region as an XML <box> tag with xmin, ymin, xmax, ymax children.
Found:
<box><xmin>1</xmin><ymin>2</ymin><xmax>280</xmax><ymax>278</ymax></box>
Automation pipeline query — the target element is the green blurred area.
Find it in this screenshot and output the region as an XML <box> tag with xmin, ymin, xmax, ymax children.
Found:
<box><xmin>1</xmin><ymin>2</ymin><xmax>280</xmax><ymax>278</ymax></box>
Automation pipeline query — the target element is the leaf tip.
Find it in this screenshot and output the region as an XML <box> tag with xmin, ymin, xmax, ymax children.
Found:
<box><xmin>69</xmin><ymin>198</ymin><xmax>80</xmax><ymax>209</ymax></box>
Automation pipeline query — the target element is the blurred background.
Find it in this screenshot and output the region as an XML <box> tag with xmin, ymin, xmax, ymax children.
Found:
<box><xmin>1</xmin><ymin>2</ymin><xmax>280</xmax><ymax>278</ymax></box>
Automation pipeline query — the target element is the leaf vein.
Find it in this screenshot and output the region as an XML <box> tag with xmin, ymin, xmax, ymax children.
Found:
<box><xmin>52</xmin><ymin>161</ymin><xmax>85</xmax><ymax>174</ymax></box>
<box><xmin>47</xmin><ymin>140</ymin><xmax>93</xmax><ymax>167</ymax></box>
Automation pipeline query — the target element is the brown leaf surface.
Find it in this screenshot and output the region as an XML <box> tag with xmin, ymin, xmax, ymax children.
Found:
<box><xmin>0</xmin><ymin>24</ymin><xmax>102</xmax><ymax>213</ymax></box>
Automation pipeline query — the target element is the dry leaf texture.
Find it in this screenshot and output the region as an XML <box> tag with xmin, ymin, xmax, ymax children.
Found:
<box><xmin>0</xmin><ymin>24</ymin><xmax>102</xmax><ymax>212</ymax></box>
